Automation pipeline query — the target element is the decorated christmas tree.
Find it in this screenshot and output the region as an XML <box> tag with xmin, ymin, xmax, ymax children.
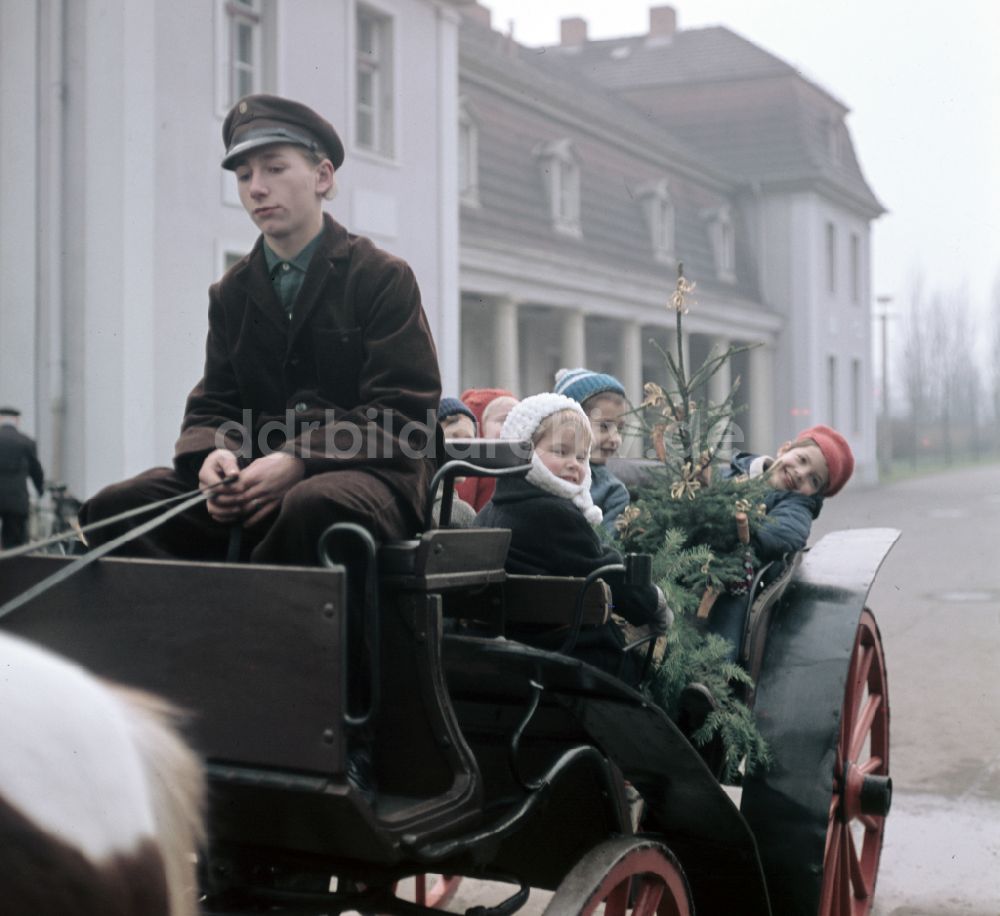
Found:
<box><xmin>617</xmin><ymin>265</ymin><xmax>773</xmax><ymax>779</ymax></box>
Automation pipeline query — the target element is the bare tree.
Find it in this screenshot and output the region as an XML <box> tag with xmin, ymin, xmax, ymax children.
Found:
<box><xmin>901</xmin><ymin>276</ymin><xmax>988</xmax><ymax>466</ymax></box>
<box><xmin>937</xmin><ymin>286</ymin><xmax>984</xmax><ymax>464</ymax></box>
<box><xmin>900</xmin><ymin>277</ymin><xmax>930</xmax><ymax>467</ymax></box>
<box><xmin>927</xmin><ymin>292</ymin><xmax>955</xmax><ymax>464</ymax></box>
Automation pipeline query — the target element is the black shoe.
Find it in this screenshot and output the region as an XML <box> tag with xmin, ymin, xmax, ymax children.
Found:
<box><xmin>347</xmin><ymin>746</ymin><xmax>377</xmax><ymax>806</ymax></box>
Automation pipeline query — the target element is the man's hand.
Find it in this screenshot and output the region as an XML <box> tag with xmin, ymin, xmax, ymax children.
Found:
<box><xmin>238</xmin><ymin>452</ymin><xmax>306</xmax><ymax>527</ymax></box>
<box><xmin>199</xmin><ymin>449</ymin><xmax>246</xmax><ymax>523</ymax></box>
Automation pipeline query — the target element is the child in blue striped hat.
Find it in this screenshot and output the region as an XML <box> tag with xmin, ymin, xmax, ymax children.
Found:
<box><xmin>554</xmin><ymin>367</ymin><xmax>631</xmax><ymax>537</ymax></box>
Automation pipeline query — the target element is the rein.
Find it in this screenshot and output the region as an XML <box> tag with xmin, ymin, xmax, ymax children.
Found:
<box><xmin>0</xmin><ymin>476</ymin><xmax>236</xmax><ymax>622</ymax></box>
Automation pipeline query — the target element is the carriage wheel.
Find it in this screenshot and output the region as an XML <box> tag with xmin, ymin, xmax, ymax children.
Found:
<box><xmin>542</xmin><ymin>837</ymin><xmax>692</xmax><ymax>916</ymax></box>
<box><xmin>818</xmin><ymin>608</ymin><xmax>891</xmax><ymax>916</ymax></box>
<box><xmin>413</xmin><ymin>874</ymin><xmax>461</xmax><ymax>909</ymax></box>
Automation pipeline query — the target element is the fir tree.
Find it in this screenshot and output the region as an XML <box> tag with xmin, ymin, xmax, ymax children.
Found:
<box><xmin>618</xmin><ymin>264</ymin><xmax>773</xmax><ymax>777</ymax></box>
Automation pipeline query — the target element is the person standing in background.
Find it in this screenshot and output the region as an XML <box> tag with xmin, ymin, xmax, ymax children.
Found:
<box><xmin>0</xmin><ymin>407</ymin><xmax>45</xmax><ymax>549</ymax></box>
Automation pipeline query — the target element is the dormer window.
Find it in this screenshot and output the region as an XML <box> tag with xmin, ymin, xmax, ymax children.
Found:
<box><xmin>637</xmin><ymin>178</ymin><xmax>675</xmax><ymax>264</ymax></box>
<box><xmin>534</xmin><ymin>138</ymin><xmax>581</xmax><ymax>237</ymax></box>
<box><xmin>705</xmin><ymin>205</ymin><xmax>736</xmax><ymax>282</ymax></box>
<box><xmin>826</xmin><ymin>115</ymin><xmax>846</xmax><ymax>165</ymax></box>
<box><xmin>458</xmin><ymin>96</ymin><xmax>479</xmax><ymax>208</ymax></box>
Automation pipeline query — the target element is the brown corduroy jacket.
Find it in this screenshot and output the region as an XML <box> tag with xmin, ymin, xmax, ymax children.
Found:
<box><xmin>175</xmin><ymin>213</ymin><xmax>441</xmax><ymax>528</ymax></box>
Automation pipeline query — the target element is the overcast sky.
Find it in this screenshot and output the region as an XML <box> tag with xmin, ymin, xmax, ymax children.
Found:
<box><xmin>483</xmin><ymin>1</ymin><xmax>1000</xmax><ymax>336</ymax></box>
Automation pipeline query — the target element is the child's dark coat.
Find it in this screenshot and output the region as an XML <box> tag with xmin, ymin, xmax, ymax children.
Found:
<box><xmin>475</xmin><ymin>475</ymin><xmax>662</xmax><ymax>679</ymax></box>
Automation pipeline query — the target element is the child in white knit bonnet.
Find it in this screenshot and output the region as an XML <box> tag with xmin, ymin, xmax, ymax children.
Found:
<box><xmin>474</xmin><ymin>393</ymin><xmax>670</xmax><ymax>682</ymax></box>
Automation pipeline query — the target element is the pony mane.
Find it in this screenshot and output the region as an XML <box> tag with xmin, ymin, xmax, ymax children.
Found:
<box><xmin>112</xmin><ymin>684</ymin><xmax>206</xmax><ymax>916</ymax></box>
<box><xmin>0</xmin><ymin>632</ymin><xmax>205</xmax><ymax>916</ymax></box>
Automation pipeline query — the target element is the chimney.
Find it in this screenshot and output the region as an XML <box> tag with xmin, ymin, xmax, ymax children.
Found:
<box><xmin>649</xmin><ymin>6</ymin><xmax>677</xmax><ymax>39</ymax></box>
<box><xmin>459</xmin><ymin>2</ymin><xmax>492</xmax><ymax>29</ymax></box>
<box><xmin>560</xmin><ymin>16</ymin><xmax>589</xmax><ymax>47</ymax></box>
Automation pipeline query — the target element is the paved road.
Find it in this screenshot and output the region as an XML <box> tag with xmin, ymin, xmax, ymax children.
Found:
<box><xmin>446</xmin><ymin>463</ymin><xmax>1000</xmax><ymax>915</ymax></box>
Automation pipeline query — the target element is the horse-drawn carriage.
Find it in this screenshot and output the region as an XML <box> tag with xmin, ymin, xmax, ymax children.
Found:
<box><xmin>0</xmin><ymin>442</ymin><xmax>896</xmax><ymax>915</ymax></box>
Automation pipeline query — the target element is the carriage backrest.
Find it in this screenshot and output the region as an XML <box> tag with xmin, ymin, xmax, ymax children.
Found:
<box><xmin>429</xmin><ymin>438</ymin><xmax>531</xmax><ymax>529</ymax></box>
<box><xmin>442</xmin><ymin>575</ymin><xmax>612</xmax><ymax>632</ymax></box>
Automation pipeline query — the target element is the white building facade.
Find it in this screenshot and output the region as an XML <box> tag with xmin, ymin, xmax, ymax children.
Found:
<box><xmin>0</xmin><ymin>0</ymin><xmax>462</xmax><ymax>499</ymax></box>
<box><xmin>1</xmin><ymin>1</ymin><xmax>883</xmax><ymax>501</ymax></box>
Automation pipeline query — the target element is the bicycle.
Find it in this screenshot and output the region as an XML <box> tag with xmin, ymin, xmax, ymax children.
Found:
<box><xmin>29</xmin><ymin>482</ymin><xmax>85</xmax><ymax>555</ymax></box>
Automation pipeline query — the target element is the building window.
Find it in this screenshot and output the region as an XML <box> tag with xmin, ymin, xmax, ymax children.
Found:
<box><xmin>825</xmin><ymin>221</ymin><xmax>837</xmax><ymax>294</ymax></box>
<box><xmin>827</xmin><ymin>355</ymin><xmax>838</xmax><ymax>427</ymax></box>
<box><xmin>216</xmin><ymin>0</ymin><xmax>274</xmax><ymax>115</ymax></box>
<box><xmin>851</xmin><ymin>358</ymin><xmax>861</xmax><ymax>433</ymax></box>
<box><xmin>458</xmin><ymin>97</ymin><xmax>479</xmax><ymax>208</ymax></box>
<box><xmin>704</xmin><ymin>205</ymin><xmax>736</xmax><ymax>282</ymax></box>
<box><xmin>227</xmin><ymin>0</ymin><xmax>262</xmax><ymax>106</ymax></box>
<box><xmin>637</xmin><ymin>178</ymin><xmax>675</xmax><ymax>264</ymax></box>
<box><xmin>356</xmin><ymin>5</ymin><xmax>395</xmax><ymax>157</ymax></box>
<box><xmin>217</xmin><ymin>243</ymin><xmax>252</xmax><ymax>277</ymax></box>
<box><xmin>534</xmin><ymin>138</ymin><xmax>581</xmax><ymax>237</ymax></box>
<box><xmin>850</xmin><ymin>232</ymin><xmax>860</xmax><ymax>304</ymax></box>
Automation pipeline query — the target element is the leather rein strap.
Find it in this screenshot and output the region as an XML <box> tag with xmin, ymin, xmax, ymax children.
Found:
<box><xmin>0</xmin><ymin>477</ymin><xmax>236</xmax><ymax>622</ymax></box>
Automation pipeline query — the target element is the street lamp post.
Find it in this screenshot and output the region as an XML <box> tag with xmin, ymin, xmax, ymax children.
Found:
<box><xmin>876</xmin><ymin>295</ymin><xmax>893</xmax><ymax>479</ymax></box>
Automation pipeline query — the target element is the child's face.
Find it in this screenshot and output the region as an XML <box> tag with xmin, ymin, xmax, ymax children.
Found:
<box><xmin>482</xmin><ymin>396</ymin><xmax>519</xmax><ymax>438</ymax></box>
<box><xmin>441</xmin><ymin>414</ymin><xmax>476</xmax><ymax>439</ymax></box>
<box><xmin>584</xmin><ymin>394</ymin><xmax>626</xmax><ymax>464</ymax></box>
<box><xmin>535</xmin><ymin>419</ymin><xmax>590</xmax><ymax>485</ymax></box>
<box><xmin>770</xmin><ymin>443</ymin><xmax>829</xmax><ymax>496</ymax></box>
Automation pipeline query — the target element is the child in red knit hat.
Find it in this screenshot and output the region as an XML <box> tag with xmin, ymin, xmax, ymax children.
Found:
<box><xmin>736</xmin><ymin>424</ymin><xmax>854</xmax><ymax>501</ymax></box>
<box><xmin>725</xmin><ymin>422</ymin><xmax>854</xmax><ymax>564</ymax></box>
<box><xmin>706</xmin><ymin>424</ymin><xmax>855</xmax><ymax>658</ymax></box>
<box><xmin>455</xmin><ymin>388</ymin><xmax>519</xmax><ymax>511</ymax></box>
<box><xmin>459</xmin><ymin>388</ymin><xmax>515</xmax><ymax>430</ymax></box>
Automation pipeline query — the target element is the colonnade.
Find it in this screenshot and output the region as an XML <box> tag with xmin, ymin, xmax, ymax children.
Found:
<box><xmin>471</xmin><ymin>295</ymin><xmax>775</xmax><ymax>454</ymax></box>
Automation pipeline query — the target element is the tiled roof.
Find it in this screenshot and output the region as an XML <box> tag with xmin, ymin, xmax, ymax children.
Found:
<box><xmin>540</xmin><ymin>25</ymin><xmax>884</xmax><ymax>215</ymax></box>
<box><xmin>459</xmin><ymin>21</ymin><xmax>724</xmax><ymax>178</ymax></box>
<box><xmin>544</xmin><ymin>25</ymin><xmax>799</xmax><ymax>90</ymax></box>
<box><xmin>459</xmin><ymin>19</ymin><xmax>762</xmax><ymax>300</ymax></box>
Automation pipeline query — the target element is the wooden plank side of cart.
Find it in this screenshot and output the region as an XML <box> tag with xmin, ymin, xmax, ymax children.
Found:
<box><xmin>0</xmin><ymin>554</ymin><xmax>347</xmax><ymax>776</ymax></box>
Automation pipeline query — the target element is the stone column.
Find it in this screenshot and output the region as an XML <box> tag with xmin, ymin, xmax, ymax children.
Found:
<box><xmin>561</xmin><ymin>308</ymin><xmax>586</xmax><ymax>369</ymax></box>
<box><xmin>71</xmin><ymin>0</ymin><xmax>157</xmax><ymax>495</ymax></box>
<box><xmin>432</xmin><ymin>3</ymin><xmax>461</xmax><ymax>396</ymax></box>
<box><xmin>708</xmin><ymin>336</ymin><xmax>732</xmax><ymax>406</ymax></box>
<box><xmin>0</xmin><ymin>0</ymin><xmax>39</xmax><ymax>428</ymax></box>
<box><xmin>493</xmin><ymin>297</ymin><xmax>520</xmax><ymax>395</ymax></box>
<box><xmin>619</xmin><ymin>321</ymin><xmax>643</xmax><ymax>457</ymax></box>
<box><xmin>707</xmin><ymin>335</ymin><xmax>733</xmax><ymax>458</ymax></box>
<box><xmin>660</xmin><ymin>327</ymin><xmax>690</xmax><ymax>388</ymax></box>
<box><xmin>748</xmin><ymin>342</ymin><xmax>775</xmax><ymax>454</ymax></box>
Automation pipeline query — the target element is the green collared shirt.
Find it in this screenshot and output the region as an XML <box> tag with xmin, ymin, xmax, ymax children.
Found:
<box><xmin>263</xmin><ymin>231</ymin><xmax>323</xmax><ymax>320</ymax></box>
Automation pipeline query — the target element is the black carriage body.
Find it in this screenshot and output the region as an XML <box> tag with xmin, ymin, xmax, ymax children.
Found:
<box><xmin>0</xmin><ymin>518</ymin><xmax>899</xmax><ymax>916</ymax></box>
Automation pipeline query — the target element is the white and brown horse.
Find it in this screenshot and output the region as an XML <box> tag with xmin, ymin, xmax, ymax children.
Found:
<box><xmin>0</xmin><ymin>630</ymin><xmax>204</xmax><ymax>916</ymax></box>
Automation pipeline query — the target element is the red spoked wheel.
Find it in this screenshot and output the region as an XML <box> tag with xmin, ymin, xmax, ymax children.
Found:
<box><xmin>543</xmin><ymin>837</ymin><xmax>692</xmax><ymax>916</ymax></box>
<box><xmin>413</xmin><ymin>874</ymin><xmax>461</xmax><ymax>909</ymax></box>
<box><xmin>818</xmin><ymin>608</ymin><xmax>891</xmax><ymax>916</ymax></box>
